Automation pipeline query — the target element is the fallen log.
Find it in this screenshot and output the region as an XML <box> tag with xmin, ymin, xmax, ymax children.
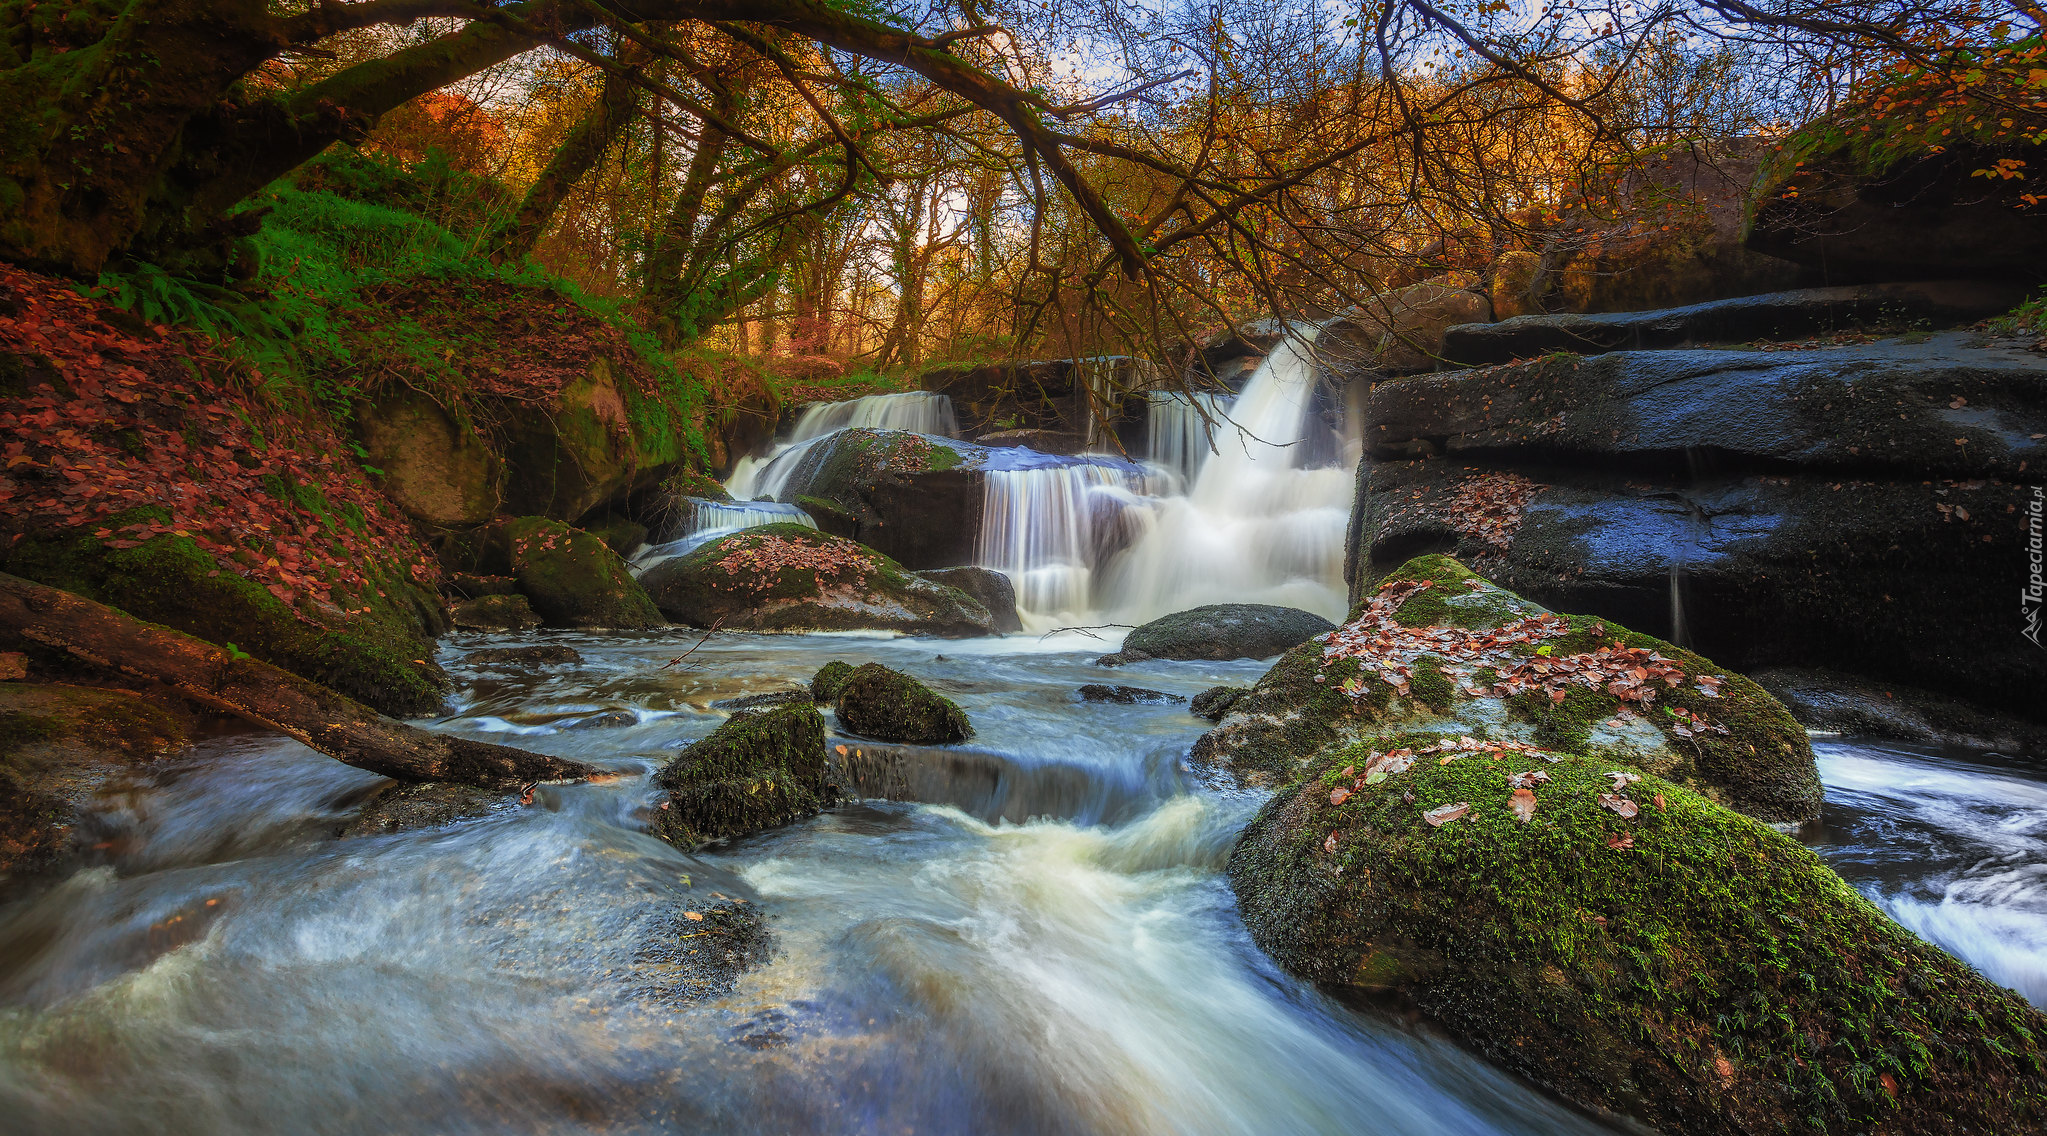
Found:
<box><xmin>0</xmin><ymin>572</ymin><xmax>597</xmax><ymax>788</ymax></box>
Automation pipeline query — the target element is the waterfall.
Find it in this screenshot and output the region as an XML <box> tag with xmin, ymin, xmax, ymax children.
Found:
<box><xmin>728</xmin><ymin>391</ymin><xmax>957</xmax><ymax>502</ymax></box>
<box><xmin>1145</xmin><ymin>391</ymin><xmax>1234</xmax><ymax>484</ymax></box>
<box><xmin>974</xmin><ymin>334</ymin><xmax>1355</xmax><ymax>632</ymax></box>
<box><xmin>631</xmin><ymin>500</ymin><xmax>816</xmax><ymax>573</ymax></box>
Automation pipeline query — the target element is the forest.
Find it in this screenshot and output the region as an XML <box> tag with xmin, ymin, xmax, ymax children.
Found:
<box><xmin>1</xmin><ymin>1</ymin><xmax>2045</xmax><ymax>1134</ymax></box>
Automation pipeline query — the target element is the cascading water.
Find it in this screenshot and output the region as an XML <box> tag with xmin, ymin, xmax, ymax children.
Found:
<box><xmin>727</xmin><ymin>391</ymin><xmax>959</xmax><ymax>502</ymax></box>
<box><xmin>631</xmin><ymin>500</ymin><xmax>816</xmax><ymax>572</ymax></box>
<box><xmin>1144</xmin><ymin>390</ymin><xmax>1234</xmax><ymax>485</ymax></box>
<box><xmin>976</xmin><ymin>462</ymin><xmax>1155</xmax><ymax>630</ymax></box>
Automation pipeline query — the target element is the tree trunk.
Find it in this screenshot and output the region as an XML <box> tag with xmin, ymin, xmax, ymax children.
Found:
<box><xmin>494</xmin><ymin>53</ymin><xmax>646</xmax><ymax>262</ymax></box>
<box><xmin>0</xmin><ymin>573</ymin><xmax>597</xmax><ymax>788</ymax></box>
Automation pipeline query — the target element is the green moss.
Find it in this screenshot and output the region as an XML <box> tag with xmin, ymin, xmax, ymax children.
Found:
<box><xmin>653</xmin><ymin>703</ymin><xmax>832</xmax><ymax>847</ymax></box>
<box><xmin>1407</xmin><ymin>657</ymin><xmax>1455</xmax><ymax>713</ymax></box>
<box><xmin>927</xmin><ymin>444</ymin><xmax>963</xmax><ymax>472</ymax></box>
<box><xmin>498</xmin><ymin>517</ymin><xmax>661</xmax><ymax>629</ymax></box>
<box><xmin>669</xmin><ymin>469</ymin><xmax>732</xmax><ymax>503</ymax></box>
<box><xmin>0</xmin><ymin>528</ymin><xmax>446</xmax><ymax>717</ymax></box>
<box><xmin>581</xmin><ymin>516</ymin><xmax>649</xmax><ymax>558</ymax></box>
<box><xmin>1231</xmin><ymin>739</ymin><xmax>2047</xmax><ymax>1135</ymax></box>
<box><xmin>811</xmin><ymin>661</ymin><xmax>856</xmax><ymax>703</ymax></box>
<box><xmin>830</xmin><ymin>663</ymin><xmax>972</xmax><ymax>744</ymax></box>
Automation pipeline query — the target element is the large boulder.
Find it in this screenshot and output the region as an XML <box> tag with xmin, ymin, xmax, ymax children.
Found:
<box><xmin>1099</xmin><ymin>603</ymin><xmax>1337</xmax><ymax>666</ymax></box>
<box><xmin>448</xmin><ymin>593</ymin><xmax>541</xmax><ymax>632</ymax></box>
<box><xmin>1351</xmin><ymin>336</ymin><xmax>2046</xmax><ymax>717</ymax></box>
<box><xmin>1196</xmin><ymin>555</ymin><xmax>1819</xmax><ymax>826</ymax></box>
<box><xmin>0</xmin><ymin>682</ymin><xmax>189</xmax><ymax>881</ymax></box>
<box><xmin>828</xmin><ymin>662</ymin><xmax>973</xmax><ymax>744</ymax></box>
<box><xmin>772</xmin><ymin>428</ymin><xmax>986</xmax><ymax>568</ymax></box>
<box><xmin>916</xmin><ymin>566</ymin><xmax>1022</xmax><ymax>633</ymax></box>
<box><xmin>447</xmin><ymin>517</ymin><xmax>662</xmax><ymax>630</ymax></box>
<box><xmin>353</xmin><ymin>386</ymin><xmax>501</xmax><ymax>527</ymax></box>
<box><xmin>1440</xmin><ymin>280</ymin><xmax>2027</xmax><ymax>367</ymax></box>
<box><xmin>652</xmin><ymin>703</ymin><xmax>832</xmax><ymax>847</ymax></box>
<box><xmin>1228</xmin><ymin>739</ymin><xmax>2047</xmax><ymax>1136</ymax></box>
<box><xmin>638</xmin><ymin>524</ymin><xmax>997</xmax><ymax>637</ymax></box>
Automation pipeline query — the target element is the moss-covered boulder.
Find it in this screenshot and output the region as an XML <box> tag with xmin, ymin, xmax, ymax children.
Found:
<box><xmin>915</xmin><ymin>566</ymin><xmax>1022</xmax><ymax>634</ymax></box>
<box><xmin>1229</xmin><ymin>739</ymin><xmax>2047</xmax><ymax>1136</ymax></box>
<box><xmin>771</xmin><ymin>427</ymin><xmax>987</xmax><ymax>569</ymax></box>
<box><xmin>811</xmin><ymin>661</ymin><xmax>856</xmax><ymax>703</ymax></box>
<box><xmin>353</xmin><ymin>386</ymin><xmax>501</xmax><ymax>527</ymax></box>
<box><xmin>449</xmin><ymin>593</ymin><xmax>541</xmax><ymax>631</ymax></box>
<box><xmin>1196</xmin><ymin>554</ymin><xmax>1818</xmax><ymax>826</ymax></box>
<box><xmin>447</xmin><ymin>516</ymin><xmax>662</xmax><ymax>630</ymax></box>
<box><xmin>652</xmin><ymin>703</ymin><xmax>832</xmax><ymax>847</ymax></box>
<box><xmin>0</xmin><ymin>683</ymin><xmax>189</xmax><ymax>881</ymax></box>
<box><xmin>1100</xmin><ymin>603</ymin><xmax>1338</xmax><ymax>666</ymax></box>
<box><xmin>829</xmin><ymin>663</ymin><xmax>972</xmax><ymax>744</ymax></box>
<box><xmin>637</xmin><ymin>524</ymin><xmax>996</xmax><ymax>637</ymax></box>
<box><xmin>0</xmin><ymin>525</ymin><xmax>448</xmax><ymax>718</ymax></box>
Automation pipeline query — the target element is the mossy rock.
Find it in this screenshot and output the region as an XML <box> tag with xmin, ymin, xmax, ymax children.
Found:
<box><xmin>582</xmin><ymin>516</ymin><xmax>649</xmax><ymax>559</ymax></box>
<box><xmin>637</xmin><ymin>524</ymin><xmax>995</xmax><ymax>637</ymax></box>
<box><xmin>339</xmin><ymin>781</ymin><xmax>514</xmax><ymax>837</ymax></box>
<box><xmin>811</xmin><ymin>661</ymin><xmax>856</xmax><ymax>703</ymax></box>
<box><xmin>652</xmin><ymin>703</ymin><xmax>832</xmax><ymax>847</ymax></box>
<box><xmin>449</xmin><ymin>593</ymin><xmax>541</xmax><ymax>632</ymax></box>
<box><xmin>1106</xmin><ymin>603</ymin><xmax>1336</xmax><ymax>664</ymax></box>
<box><xmin>1196</xmin><ymin>554</ymin><xmax>1818</xmax><ymax>826</ymax></box>
<box><xmin>668</xmin><ymin>469</ymin><xmax>732</xmax><ymax>504</ymax></box>
<box><xmin>1229</xmin><ymin>739</ymin><xmax>2047</xmax><ymax>1136</ymax></box>
<box><xmin>831</xmin><ymin>663</ymin><xmax>971</xmax><ymax>745</ymax></box>
<box><xmin>467</xmin><ymin>517</ymin><xmax>661</xmax><ymax>630</ymax></box>
<box><xmin>0</xmin><ymin>524</ymin><xmax>447</xmax><ymax>718</ymax></box>
<box><xmin>0</xmin><ymin>683</ymin><xmax>188</xmax><ymax>881</ymax></box>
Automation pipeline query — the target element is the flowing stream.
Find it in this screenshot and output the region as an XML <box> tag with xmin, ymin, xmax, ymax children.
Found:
<box><xmin>0</xmin><ymin>631</ymin><xmax>2038</xmax><ymax>1134</ymax></box>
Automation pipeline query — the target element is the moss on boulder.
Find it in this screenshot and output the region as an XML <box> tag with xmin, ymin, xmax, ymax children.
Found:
<box><xmin>0</xmin><ymin>524</ymin><xmax>448</xmax><ymax>718</ymax></box>
<box><xmin>0</xmin><ymin>683</ymin><xmax>189</xmax><ymax>881</ymax></box>
<box><xmin>1103</xmin><ymin>603</ymin><xmax>1336</xmax><ymax>665</ymax></box>
<box><xmin>637</xmin><ymin>524</ymin><xmax>996</xmax><ymax>637</ymax></box>
<box><xmin>449</xmin><ymin>593</ymin><xmax>541</xmax><ymax>632</ymax></box>
<box><xmin>447</xmin><ymin>516</ymin><xmax>661</xmax><ymax>630</ymax></box>
<box><xmin>829</xmin><ymin>662</ymin><xmax>972</xmax><ymax>744</ymax></box>
<box><xmin>1196</xmin><ymin>554</ymin><xmax>1817</xmax><ymax>826</ymax></box>
<box><xmin>1229</xmin><ymin>738</ymin><xmax>2047</xmax><ymax>1136</ymax></box>
<box><xmin>652</xmin><ymin>703</ymin><xmax>832</xmax><ymax>847</ymax></box>
<box><xmin>811</xmin><ymin>661</ymin><xmax>856</xmax><ymax>703</ymax></box>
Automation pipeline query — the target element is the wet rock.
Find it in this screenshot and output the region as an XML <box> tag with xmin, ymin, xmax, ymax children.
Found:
<box><xmin>770</xmin><ymin>428</ymin><xmax>987</xmax><ymax>569</ymax></box>
<box><xmin>639</xmin><ymin>524</ymin><xmax>996</xmax><ymax>637</ymax></box>
<box><xmin>1228</xmin><ymin>741</ymin><xmax>2047</xmax><ymax>1136</ymax></box>
<box><xmin>630</xmin><ymin>901</ymin><xmax>772</xmax><ymax>1005</ymax></box>
<box><xmin>916</xmin><ymin>566</ymin><xmax>1022</xmax><ymax>634</ymax></box>
<box><xmin>446</xmin><ymin>573</ymin><xmax>517</xmax><ymax>599</ymax></box>
<box><xmin>712</xmin><ymin>690</ymin><xmax>815</xmax><ymax>712</ymax></box>
<box><xmin>450</xmin><ymin>593</ymin><xmax>542</xmax><ymax>632</ymax></box>
<box><xmin>1098</xmin><ymin>604</ymin><xmax>1337</xmax><ymax>666</ymax></box>
<box><xmin>1077</xmin><ymin>684</ymin><xmax>1183</xmax><ymax>705</ymax></box>
<box><xmin>810</xmin><ymin>661</ymin><xmax>855</xmax><ymax>704</ymax></box>
<box><xmin>1190</xmin><ymin>686</ymin><xmax>1250</xmax><ymax>721</ymax></box>
<box><xmin>493</xmin><ymin>355</ymin><xmax>683</xmax><ymax>520</ymax></box>
<box><xmin>462</xmin><ymin>644</ymin><xmax>583</xmax><ymax>666</ymax></box>
<box><xmin>1754</xmin><ymin>668</ymin><xmax>2047</xmax><ymax>759</ymax></box>
<box><xmin>1197</xmin><ymin>555</ymin><xmax>1819</xmax><ymax>826</ymax></box>
<box><xmin>972</xmin><ymin>429</ymin><xmax>1087</xmax><ymax>454</ymax></box>
<box><xmin>652</xmin><ymin>703</ymin><xmax>832</xmax><ymax>847</ymax></box>
<box><xmin>0</xmin><ymin>683</ymin><xmax>188</xmax><ymax>880</ymax></box>
<box><xmin>829</xmin><ymin>663</ymin><xmax>972</xmax><ymax>744</ymax></box>
<box><xmin>339</xmin><ymin>781</ymin><xmax>514</xmax><ymax>837</ymax></box>
<box><xmin>1440</xmin><ymin>280</ymin><xmax>2026</xmax><ymax>367</ymax></box>
<box><xmin>921</xmin><ymin>356</ymin><xmax>1168</xmax><ymax>437</ymax></box>
<box><xmin>582</xmin><ymin>516</ymin><xmax>649</xmax><ymax>558</ymax></box>
<box><xmin>447</xmin><ymin>517</ymin><xmax>663</xmax><ymax>630</ymax></box>
<box><xmin>560</xmin><ymin>709</ymin><xmax>637</xmax><ymax>731</ymax></box>
<box><xmin>1352</xmin><ymin>337</ymin><xmax>2047</xmax><ymax>717</ymax></box>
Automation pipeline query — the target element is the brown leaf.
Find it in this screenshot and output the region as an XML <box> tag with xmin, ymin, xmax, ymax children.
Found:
<box><xmin>1423</xmin><ymin>801</ymin><xmax>1471</xmax><ymax>827</ymax></box>
<box><xmin>1329</xmin><ymin>786</ymin><xmax>1351</xmax><ymax>806</ymax></box>
<box><xmin>1509</xmin><ymin>788</ymin><xmax>1537</xmax><ymax>822</ymax></box>
<box><xmin>1324</xmin><ymin>830</ymin><xmax>1341</xmax><ymax>854</ymax></box>
<box><xmin>1606</xmin><ymin>831</ymin><xmax>1636</xmax><ymax>851</ymax></box>
<box><xmin>1599</xmin><ymin>793</ymin><xmax>1639</xmax><ymax>819</ymax></box>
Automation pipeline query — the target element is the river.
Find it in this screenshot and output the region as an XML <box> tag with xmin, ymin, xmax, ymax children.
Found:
<box><xmin>0</xmin><ymin>629</ymin><xmax>2038</xmax><ymax>1134</ymax></box>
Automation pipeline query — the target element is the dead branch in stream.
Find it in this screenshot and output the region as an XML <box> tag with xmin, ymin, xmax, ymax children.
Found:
<box><xmin>1038</xmin><ymin>624</ymin><xmax>1136</xmax><ymax>642</ymax></box>
<box><xmin>0</xmin><ymin>573</ymin><xmax>599</xmax><ymax>789</ymax></box>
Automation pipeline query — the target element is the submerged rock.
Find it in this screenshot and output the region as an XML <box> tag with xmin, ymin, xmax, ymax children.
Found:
<box><xmin>1228</xmin><ymin>742</ymin><xmax>2047</xmax><ymax>1136</ymax></box>
<box><xmin>712</xmin><ymin>690</ymin><xmax>814</xmax><ymax>712</ymax></box>
<box><xmin>449</xmin><ymin>593</ymin><xmax>542</xmax><ymax>632</ymax></box>
<box><xmin>1190</xmin><ymin>686</ymin><xmax>1250</xmax><ymax>721</ymax></box>
<box><xmin>1077</xmin><ymin>684</ymin><xmax>1183</xmax><ymax>705</ymax></box>
<box><xmin>1196</xmin><ymin>555</ymin><xmax>1818</xmax><ymax>826</ymax></box>
<box><xmin>0</xmin><ymin>683</ymin><xmax>189</xmax><ymax>881</ymax></box>
<box><xmin>461</xmin><ymin>644</ymin><xmax>582</xmax><ymax>666</ymax></box>
<box><xmin>639</xmin><ymin>524</ymin><xmax>996</xmax><ymax>637</ymax></box>
<box><xmin>1098</xmin><ymin>604</ymin><xmax>1337</xmax><ymax>666</ymax></box>
<box><xmin>915</xmin><ymin>566</ymin><xmax>1023</xmax><ymax>634</ymax></box>
<box><xmin>828</xmin><ymin>663</ymin><xmax>972</xmax><ymax>744</ymax></box>
<box><xmin>652</xmin><ymin>703</ymin><xmax>832</xmax><ymax>847</ymax></box>
<box><xmin>339</xmin><ymin>781</ymin><xmax>514</xmax><ymax>837</ymax></box>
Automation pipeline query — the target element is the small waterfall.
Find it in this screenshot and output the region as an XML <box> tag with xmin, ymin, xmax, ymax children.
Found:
<box><xmin>631</xmin><ymin>500</ymin><xmax>816</xmax><ymax>572</ymax></box>
<box><xmin>976</xmin><ymin>463</ymin><xmax>1153</xmax><ymax>631</ymax></box>
<box><xmin>1145</xmin><ymin>391</ymin><xmax>1234</xmax><ymax>484</ymax></box>
<box><xmin>728</xmin><ymin>392</ymin><xmax>958</xmax><ymax>502</ymax></box>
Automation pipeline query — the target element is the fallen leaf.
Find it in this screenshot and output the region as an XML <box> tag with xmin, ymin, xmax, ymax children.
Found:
<box><xmin>683</xmin><ymin>911</ymin><xmax>704</xmax><ymax>922</ymax></box>
<box><xmin>1423</xmin><ymin>801</ymin><xmax>1471</xmax><ymax>827</ymax></box>
<box><xmin>1509</xmin><ymin>788</ymin><xmax>1537</xmax><ymax>822</ymax></box>
<box><xmin>1330</xmin><ymin>786</ymin><xmax>1352</xmax><ymax>806</ymax></box>
<box><xmin>1606</xmin><ymin>771</ymin><xmax>1641</xmax><ymax>792</ymax></box>
<box><xmin>1506</xmin><ymin>769</ymin><xmax>1550</xmax><ymax>788</ymax></box>
<box><xmin>1599</xmin><ymin>793</ymin><xmax>1639</xmax><ymax>819</ymax></box>
<box><xmin>1324</xmin><ymin>830</ymin><xmax>1341</xmax><ymax>854</ymax></box>
<box><xmin>1607</xmin><ymin>831</ymin><xmax>1635</xmax><ymax>850</ymax></box>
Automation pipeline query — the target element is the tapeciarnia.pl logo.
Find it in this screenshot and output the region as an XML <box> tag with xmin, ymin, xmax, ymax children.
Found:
<box><xmin>2027</xmin><ymin>486</ymin><xmax>2045</xmax><ymax>649</ymax></box>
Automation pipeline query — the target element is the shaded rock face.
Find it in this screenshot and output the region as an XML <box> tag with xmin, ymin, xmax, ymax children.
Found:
<box><xmin>1351</xmin><ymin>335</ymin><xmax>2047</xmax><ymax>717</ymax></box>
<box><xmin>450</xmin><ymin>517</ymin><xmax>663</xmax><ymax>630</ymax></box>
<box><xmin>1100</xmin><ymin>604</ymin><xmax>1337</xmax><ymax>666</ymax></box>
<box><xmin>1748</xmin><ymin>136</ymin><xmax>2047</xmax><ymax>282</ymax></box>
<box><xmin>774</xmin><ymin>428</ymin><xmax>986</xmax><ymax>570</ymax></box>
<box><xmin>971</xmin><ymin>429</ymin><xmax>1087</xmax><ymax>455</ymax></box>
<box><xmin>353</xmin><ymin>387</ymin><xmax>501</xmax><ymax>527</ymax></box>
<box><xmin>449</xmin><ymin>593</ymin><xmax>540</xmax><ymax>632</ymax></box>
<box><xmin>1077</xmin><ymin>684</ymin><xmax>1182</xmax><ymax>705</ymax></box>
<box><xmin>654</xmin><ymin>703</ymin><xmax>832</xmax><ymax>847</ymax></box>
<box><xmin>638</xmin><ymin>524</ymin><xmax>996</xmax><ymax>637</ymax></box>
<box><xmin>1228</xmin><ymin>743</ymin><xmax>2047</xmax><ymax>1136</ymax></box>
<box><xmin>828</xmin><ymin>663</ymin><xmax>973</xmax><ymax>744</ymax></box>
<box><xmin>0</xmin><ymin>683</ymin><xmax>188</xmax><ymax>881</ymax></box>
<box><xmin>494</xmin><ymin>356</ymin><xmax>677</xmax><ymax>522</ymax></box>
<box><xmin>1197</xmin><ymin>555</ymin><xmax>1819</xmax><ymax>826</ymax></box>
<box><xmin>1181</xmin><ymin>318</ymin><xmax>1312</xmax><ymax>391</ymax></box>
<box><xmin>1190</xmin><ymin>685</ymin><xmax>1250</xmax><ymax>721</ymax></box>
<box><xmin>1754</xmin><ymin>668</ymin><xmax>2047</xmax><ymax>759</ymax></box>
<box><xmin>915</xmin><ymin>567</ymin><xmax>1022</xmax><ymax>634</ymax></box>
<box><xmin>920</xmin><ymin>356</ymin><xmax>1167</xmax><ymax>439</ymax></box>
<box><xmin>1440</xmin><ymin>280</ymin><xmax>2027</xmax><ymax>367</ymax></box>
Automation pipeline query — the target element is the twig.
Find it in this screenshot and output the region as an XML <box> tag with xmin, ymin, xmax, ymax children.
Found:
<box><xmin>661</xmin><ymin>617</ymin><xmax>727</xmax><ymax>668</ymax></box>
<box><xmin>1037</xmin><ymin>623</ymin><xmax>1136</xmax><ymax>642</ymax></box>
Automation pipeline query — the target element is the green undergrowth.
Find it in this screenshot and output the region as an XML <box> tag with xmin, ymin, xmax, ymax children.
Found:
<box><xmin>1230</xmin><ymin>739</ymin><xmax>2047</xmax><ymax>1134</ymax></box>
